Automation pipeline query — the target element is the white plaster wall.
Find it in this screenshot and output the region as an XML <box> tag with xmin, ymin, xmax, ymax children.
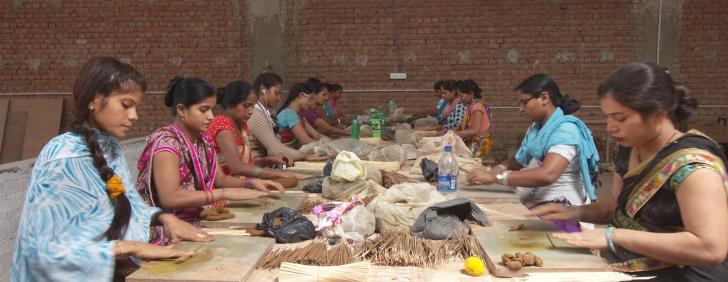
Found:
<box><xmin>0</xmin><ymin>137</ymin><xmax>146</xmax><ymax>280</ymax></box>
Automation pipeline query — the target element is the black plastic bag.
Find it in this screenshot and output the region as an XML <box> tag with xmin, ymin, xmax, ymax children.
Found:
<box><xmin>256</xmin><ymin>207</ymin><xmax>316</xmax><ymax>243</ymax></box>
<box><xmin>420</xmin><ymin>158</ymin><xmax>439</xmax><ymax>182</ymax></box>
<box><xmin>381</xmin><ymin>127</ymin><xmax>395</xmax><ymax>141</ymax></box>
<box><xmin>303</xmin><ymin>177</ymin><xmax>324</xmax><ymax>193</ymax></box>
<box><xmin>323</xmin><ymin>159</ymin><xmax>335</xmax><ymax>177</ymax></box>
<box><xmin>411</xmin><ymin>198</ymin><xmax>489</xmax><ymax>240</ymax></box>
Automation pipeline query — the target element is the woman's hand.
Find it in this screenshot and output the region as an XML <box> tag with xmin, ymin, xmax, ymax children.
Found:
<box><xmin>467</xmin><ymin>167</ymin><xmax>497</xmax><ymax>184</ymax></box>
<box><xmin>249</xmin><ymin>179</ymin><xmax>285</xmax><ymax>193</ymax></box>
<box><xmin>302</xmin><ymin>154</ymin><xmax>329</xmax><ymax>162</ymax></box>
<box><xmin>115</xmin><ymin>241</ymin><xmax>193</xmax><ymax>261</ymax></box>
<box><xmin>530</xmin><ymin>203</ymin><xmax>580</xmax><ymax>222</ymax></box>
<box><xmin>551</xmin><ymin>228</ymin><xmax>608</xmax><ymax>249</ymax></box>
<box><xmin>159</xmin><ymin>214</ymin><xmax>214</xmax><ymax>244</ymax></box>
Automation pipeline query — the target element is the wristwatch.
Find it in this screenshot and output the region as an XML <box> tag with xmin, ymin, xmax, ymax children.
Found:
<box><xmin>496</xmin><ymin>170</ymin><xmax>511</xmax><ymax>186</ymax></box>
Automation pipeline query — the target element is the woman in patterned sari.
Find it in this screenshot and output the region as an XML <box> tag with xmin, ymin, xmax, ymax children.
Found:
<box><xmin>533</xmin><ymin>62</ymin><xmax>728</xmax><ymax>281</ymax></box>
<box><xmin>454</xmin><ymin>79</ymin><xmax>493</xmax><ymax>160</ymax></box>
<box><xmin>136</xmin><ymin>76</ymin><xmax>283</xmax><ymax>245</ymax></box>
<box><xmin>12</xmin><ymin>57</ymin><xmax>210</xmax><ymax>282</ymax></box>
<box><xmin>438</xmin><ymin>79</ymin><xmax>467</xmax><ymax>130</ymax></box>
<box><xmin>206</xmin><ymin>80</ymin><xmax>294</xmax><ymax>179</ymax></box>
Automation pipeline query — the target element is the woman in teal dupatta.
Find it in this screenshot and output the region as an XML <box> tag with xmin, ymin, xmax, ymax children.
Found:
<box><xmin>468</xmin><ymin>74</ymin><xmax>600</xmax><ymax>232</ymax></box>
<box><xmin>533</xmin><ymin>62</ymin><xmax>728</xmax><ymax>281</ymax></box>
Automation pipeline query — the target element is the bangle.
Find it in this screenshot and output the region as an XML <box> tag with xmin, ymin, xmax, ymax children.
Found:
<box><xmin>605</xmin><ymin>226</ymin><xmax>617</xmax><ymax>253</ymax></box>
<box><xmin>204</xmin><ymin>190</ymin><xmax>212</xmax><ymax>204</ymax></box>
<box><xmin>210</xmin><ymin>190</ymin><xmax>216</xmax><ymax>202</ymax></box>
<box><xmin>253</xmin><ymin>167</ymin><xmax>262</xmax><ymax>177</ymax></box>
<box><xmin>497</xmin><ymin>170</ymin><xmax>511</xmax><ymax>186</ymax></box>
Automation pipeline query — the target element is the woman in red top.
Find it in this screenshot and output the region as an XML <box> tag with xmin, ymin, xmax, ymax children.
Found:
<box><xmin>206</xmin><ymin>80</ymin><xmax>294</xmax><ymax>179</ymax></box>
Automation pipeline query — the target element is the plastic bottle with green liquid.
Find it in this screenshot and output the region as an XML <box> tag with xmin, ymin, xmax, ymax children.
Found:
<box><xmin>351</xmin><ymin>115</ymin><xmax>360</xmax><ymax>140</ymax></box>
<box><xmin>370</xmin><ymin>108</ymin><xmax>381</xmax><ymax>138</ymax></box>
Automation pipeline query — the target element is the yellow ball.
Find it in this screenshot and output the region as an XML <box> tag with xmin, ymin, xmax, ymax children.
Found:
<box><xmin>464</xmin><ymin>256</ymin><xmax>485</xmax><ymax>276</ymax></box>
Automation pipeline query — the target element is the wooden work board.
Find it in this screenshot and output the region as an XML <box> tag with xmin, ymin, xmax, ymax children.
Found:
<box><xmin>473</xmin><ymin>221</ymin><xmax>610</xmax><ymax>273</ymax></box>
<box><xmin>127</xmin><ymin>235</ymin><xmax>275</xmax><ymax>282</ymax></box>
<box><xmin>200</xmin><ymin>193</ymin><xmax>308</xmax><ymax>229</ymax></box>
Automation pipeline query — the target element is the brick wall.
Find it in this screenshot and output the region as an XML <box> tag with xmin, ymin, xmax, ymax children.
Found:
<box><xmin>282</xmin><ymin>0</ymin><xmax>643</xmax><ymax>160</ymax></box>
<box><xmin>678</xmin><ymin>0</ymin><xmax>728</xmax><ymax>142</ymax></box>
<box><xmin>1</xmin><ymin>0</ymin><xmax>727</xmax><ymax>162</ymax></box>
<box><xmin>0</xmin><ymin>0</ymin><xmax>250</xmax><ymax>138</ymax></box>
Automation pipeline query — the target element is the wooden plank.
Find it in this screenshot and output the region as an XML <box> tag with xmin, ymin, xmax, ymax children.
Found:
<box><xmin>200</xmin><ymin>193</ymin><xmax>308</xmax><ymax>228</ymax></box>
<box><xmin>0</xmin><ymin>111</ymin><xmax>27</xmax><ymax>163</ymax></box>
<box><xmin>10</xmin><ymin>98</ymin><xmax>63</xmax><ymax>159</ymax></box>
<box><xmin>0</xmin><ymin>99</ymin><xmax>9</xmax><ymax>151</ymax></box>
<box><xmin>473</xmin><ymin>221</ymin><xmax>610</xmax><ymax>273</ymax></box>
<box><xmin>127</xmin><ymin>235</ymin><xmax>275</xmax><ymax>282</ymax></box>
<box><xmin>456</xmin><ymin>184</ymin><xmax>521</xmax><ymax>204</ymax></box>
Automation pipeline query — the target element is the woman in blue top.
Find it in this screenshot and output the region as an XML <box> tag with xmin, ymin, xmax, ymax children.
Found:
<box><xmin>468</xmin><ymin>74</ymin><xmax>599</xmax><ymax>230</ymax></box>
<box><xmin>276</xmin><ymin>82</ymin><xmax>323</xmax><ymax>148</ymax></box>
<box><xmin>11</xmin><ymin>57</ymin><xmax>212</xmax><ymax>282</ymax></box>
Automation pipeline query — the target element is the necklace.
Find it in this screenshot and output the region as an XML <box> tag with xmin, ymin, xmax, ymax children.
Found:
<box><xmin>637</xmin><ymin>130</ymin><xmax>680</xmax><ymax>163</ymax></box>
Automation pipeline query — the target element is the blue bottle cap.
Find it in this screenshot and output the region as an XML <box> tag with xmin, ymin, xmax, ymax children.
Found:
<box><xmin>444</xmin><ymin>145</ymin><xmax>453</xmax><ymax>152</ymax></box>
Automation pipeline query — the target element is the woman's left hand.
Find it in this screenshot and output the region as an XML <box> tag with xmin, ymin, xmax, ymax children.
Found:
<box><xmin>159</xmin><ymin>214</ymin><xmax>215</xmax><ymax>244</ymax></box>
<box><xmin>551</xmin><ymin>228</ymin><xmax>607</xmax><ymax>249</ymax></box>
<box><xmin>467</xmin><ymin>167</ymin><xmax>497</xmax><ymax>184</ymax></box>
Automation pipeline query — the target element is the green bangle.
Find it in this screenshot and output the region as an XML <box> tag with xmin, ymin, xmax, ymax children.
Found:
<box><xmin>605</xmin><ymin>226</ymin><xmax>617</xmax><ymax>253</ymax></box>
<box><xmin>253</xmin><ymin>166</ymin><xmax>262</xmax><ymax>177</ymax></box>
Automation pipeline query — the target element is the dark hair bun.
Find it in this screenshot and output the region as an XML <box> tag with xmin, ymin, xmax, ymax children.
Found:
<box><xmin>216</xmin><ymin>87</ymin><xmax>226</xmax><ymax>105</ymax></box>
<box><xmin>560</xmin><ymin>95</ymin><xmax>581</xmax><ymax>115</ymax></box>
<box><xmin>673</xmin><ymin>84</ymin><xmax>697</xmax><ymax>122</ymax></box>
<box><xmin>164</xmin><ymin>76</ymin><xmax>184</xmax><ymax>107</ymax></box>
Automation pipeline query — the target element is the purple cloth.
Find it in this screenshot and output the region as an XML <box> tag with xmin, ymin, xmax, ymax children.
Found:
<box><xmin>302</xmin><ymin>107</ymin><xmax>319</xmax><ymax>125</ymax></box>
<box><xmin>528</xmin><ymin>205</ymin><xmax>581</xmax><ymax>233</ymax></box>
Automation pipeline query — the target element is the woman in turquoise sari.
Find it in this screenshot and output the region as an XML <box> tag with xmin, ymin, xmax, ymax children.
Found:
<box><xmin>11</xmin><ymin>57</ymin><xmax>211</xmax><ymax>282</ymax></box>
<box><xmin>533</xmin><ymin>62</ymin><xmax>728</xmax><ymax>280</ymax></box>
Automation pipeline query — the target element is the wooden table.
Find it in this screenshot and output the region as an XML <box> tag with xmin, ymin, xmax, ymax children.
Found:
<box><xmin>127</xmin><ymin>236</ymin><xmax>275</xmax><ymax>282</ymax></box>
<box><xmin>137</xmin><ymin>144</ymin><xmax>615</xmax><ymax>281</ymax></box>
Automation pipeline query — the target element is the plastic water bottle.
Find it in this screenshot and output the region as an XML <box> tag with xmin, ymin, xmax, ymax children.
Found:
<box><xmin>351</xmin><ymin>115</ymin><xmax>360</xmax><ymax>140</ymax></box>
<box><xmin>437</xmin><ymin>145</ymin><xmax>459</xmax><ymax>193</ymax></box>
<box><xmin>388</xmin><ymin>99</ymin><xmax>397</xmax><ymax>116</ymax></box>
<box><xmin>370</xmin><ymin>109</ymin><xmax>381</xmax><ymax>138</ymax></box>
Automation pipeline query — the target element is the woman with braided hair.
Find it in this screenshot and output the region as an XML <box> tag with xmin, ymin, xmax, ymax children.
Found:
<box><xmin>11</xmin><ymin>57</ymin><xmax>212</xmax><ymax>282</ymax></box>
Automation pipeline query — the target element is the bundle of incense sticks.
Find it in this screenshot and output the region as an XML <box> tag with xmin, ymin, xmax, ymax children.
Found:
<box><xmin>277</xmin><ymin>261</ymin><xmax>370</xmax><ymax>282</ymax></box>
<box><xmin>258</xmin><ymin>232</ymin><xmax>489</xmax><ymax>269</ymax></box>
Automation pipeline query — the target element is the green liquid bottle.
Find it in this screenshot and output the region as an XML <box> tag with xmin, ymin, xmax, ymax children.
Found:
<box><xmin>370</xmin><ymin>109</ymin><xmax>381</xmax><ymax>138</ymax></box>
<box><xmin>351</xmin><ymin>115</ymin><xmax>360</xmax><ymax>140</ymax></box>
